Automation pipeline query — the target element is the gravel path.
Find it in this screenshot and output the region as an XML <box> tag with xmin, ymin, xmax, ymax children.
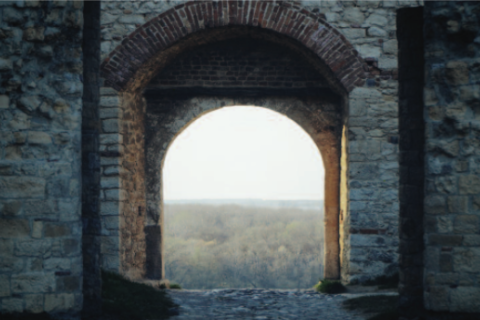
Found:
<box><xmin>167</xmin><ymin>288</ymin><xmax>396</xmax><ymax>320</ymax></box>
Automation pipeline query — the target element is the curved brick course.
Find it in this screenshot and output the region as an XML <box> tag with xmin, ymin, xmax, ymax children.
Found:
<box><xmin>100</xmin><ymin>0</ymin><xmax>366</xmax><ymax>92</ymax></box>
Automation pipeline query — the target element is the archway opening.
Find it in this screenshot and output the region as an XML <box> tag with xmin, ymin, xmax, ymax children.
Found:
<box><xmin>163</xmin><ymin>106</ymin><xmax>325</xmax><ymax>289</ymax></box>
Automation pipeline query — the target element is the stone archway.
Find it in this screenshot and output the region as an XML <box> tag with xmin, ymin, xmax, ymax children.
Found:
<box><xmin>97</xmin><ymin>0</ymin><xmax>376</xmax><ymax>283</ymax></box>
<box><xmin>100</xmin><ymin>0</ymin><xmax>365</xmax><ymax>93</ymax></box>
<box><xmin>145</xmin><ymin>94</ymin><xmax>342</xmax><ymax>280</ymax></box>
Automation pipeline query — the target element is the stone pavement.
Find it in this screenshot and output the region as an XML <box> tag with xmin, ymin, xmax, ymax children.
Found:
<box><xmin>167</xmin><ymin>288</ymin><xmax>396</xmax><ymax>320</ymax></box>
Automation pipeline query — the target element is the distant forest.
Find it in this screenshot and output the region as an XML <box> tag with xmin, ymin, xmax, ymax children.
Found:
<box><xmin>164</xmin><ymin>203</ymin><xmax>325</xmax><ymax>289</ymax></box>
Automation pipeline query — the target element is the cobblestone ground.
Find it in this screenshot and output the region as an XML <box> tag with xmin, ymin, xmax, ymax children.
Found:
<box><xmin>167</xmin><ymin>289</ymin><xmax>395</xmax><ymax>320</ymax></box>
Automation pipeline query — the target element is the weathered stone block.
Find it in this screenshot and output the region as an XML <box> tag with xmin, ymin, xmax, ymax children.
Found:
<box><xmin>44</xmin><ymin>223</ymin><xmax>71</xmax><ymax>238</ymax></box>
<box><xmin>18</xmin><ymin>96</ymin><xmax>42</xmax><ymax>114</ymax></box>
<box><xmin>349</xmin><ymin>139</ymin><xmax>382</xmax><ymax>156</ymax></box>
<box><xmin>0</xmin><ymin>177</ymin><xmax>46</xmax><ymax>199</ymax></box>
<box><xmin>15</xmin><ymin>240</ymin><xmax>51</xmax><ymax>257</ymax></box>
<box><xmin>2</xmin><ymin>201</ymin><xmax>22</xmax><ymax>216</ymax></box>
<box><xmin>23</xmin><ymin>27</ymin><xmax>45</xmax><ymax>41</ymax></box>
<box><xmin>0</xmin><ymin>239</ymin><xmax>13</xmax><ymax>255</ymax></box>
<box><xmin>424</xmin><ymin>194</ymin><xmax>446</xmax><ymax>214</ymax></box>
<box><xmin>5</xmin><ymin>145</ymin><xmax>22</xmax><ymax>160</ymax></box>
<box><xmin>11</xmin><ymin>273</ymin><xmax>55</xmax><ymax>294</ymax></box>
<box><xmin>383</xmin><ymin>39</ymin><xmax>398</xmax><ymax>55</ymax></box>
<box><xmin>100</xmin><ymin>133</ymin><xmax>123</xmax><ymax>145</ymax></box>
<box><xmin>103</xmin><ymin>166</ymin><xmax>120</xmax><ymax>176</ymax></box>
<box><xmin>459</xmin><ymin>175</ymin><xmax>480</xmax><ymax>194</ymax></box>
<box><xmin>439</xmin><ymin>254</ymin><xmax>453</xmax><ymax>272</ymax></box>
<box><xmin>101</xmin><ymin>236</ymin><xmax>119</xmax><ymax>254</ymax></box>
<box><xmin>463</xmin><ymin>235</ymin><xmax>480</xmax><ymax>246</ymax></box>
<box><xmin>447</xmin><ymin>195</ymin><xmax>468</xmax><ymax>213</ymax></box>
<box><xmin>100</xmin><ymin>87</ymin><xmax>119</xmax><ymax>96</ymax></box>
<box><xmin>349</xmin><ymin>100</ymin><xmax>367</xmax><ymax>117</ymax></box>
<box><xmin>453</xmin><ymin>248</ymin><xmax>480</xmax><ymax>273</ymax></box>
<box><xmin>118</xmin><ymin>15</ymin><xmax>146</xmax><ymax>24</ymax></box>
<box><xmin>0</xmin><ymin>256</ymin><xmax>24</xmax><ymax>273</ymax></box>
<box><xmin>356</xmin><ymin>44</ymin><xmax>382</xmax><ymax>59</ymax></box>
<box><xmin>451</xmin><ymin>286</ymin><xmax>480</xmax><ymax>312</ymax></box>
<box><xmin>445</xmin><ymin>60</ymin><xmax>469</xmax><ymax>85</ymax></box>
<box><xmin>350</xmin><ymin>87</ymin><xmax>382</xmax><ymax>99</ymax></box>
<box><xmin>0</xmin><ymin>95</ymin><xmax>10</xmax><ymax>109</ymax></box>
<box><xmin>46</xmin><ymin>179</ymin><xmax>70</xmax><ymax>198</ymax></box>
<box><xmin>368</xmin><ymin>102</ymin><xmax>397</xmax><ymax>117</ymax></box>
<box><xmin>103</xmin><ymin>216</ymin><xmax>119</xmax><ymax>230</ymax></box>
<box><xmin>100</xmin><ymin>107</ymin><xmax>122</xmax><ymax>119</ymax></box>
<box><xmin>100</xmin><ymin>201</ymin><xmax>120</xmax><ymax>216</ymax></box>
<box><xmin>44</xmin><ymin>293</ymin><xmax>75</xmax><ymax>312</ymax></box>
<box><xmin>365</xmin><ymin>13</ymin><xmax>388</xmax><ymax>27</ymax></box>
<box><xmin>105</xmin><ymin>189</ymin><xmax>128</xmax><ymax>201</ymax></box>
<box><xmin>0</xmin><ymin>219</ymin><xmax>30</xmax><ymax>238</ymax></box>
<box><xmin>2</xmin><ymin>298</ymin><xmax>24</xmax><ymax>313</ymax></box>
<box><xmin>44</xmin><ymin>258</ymin><xmax>70</xmax><ymax>271</ymax></box>
<box><xmin>101</xmin><ymin>254</ymin><xmax>120</xmax><ymax>271</ymax></box>
<box><xmin>350</xmin><ymin>163</ymin><xmax>379</xmax><ymax>180</ymax></box>
<box><xmin>425</xmin><ymin>286</ymin><xmax>449</xmax><ymax>311</ymax></box>
<box><xmin>436</xmin><ymin>216</ymin><xmax>453</xmax><ymax>233</ymax></box>
<box><xmin>454</xmin><ymin>215</ymin><xmax>479</xmax><ymax>234</ymax></box>
<box><xmin>28</xmin><ymin>131</ymin><xmax>52</xmax><ymax>144</ymax></box>
<box><xmin>428</xmin><ymin>234</ymin><xmax>463</xmax><ymax>246</ymax></box>
<box><xmin>102</xmin><ymin>119</ymin><xmax>120</xmax><ymax>133</ymax></box>
<box><xmin>100</xmin><ymin>96</ymin><xmax>120</xmax><ymax>108</ymax></box>
<box><xmin>368</xmin><ymin>26</ymin><xmax>388</xmax><ymax>37</ymax></box>
<box><xmin>25</xmin><ymin>294</ymin><xmax>44</xmax><ymax>313</ymax></box>
<box><xmin>0</xmin><ymin>58</ymin><xmax>13</xmax><ymax>71</ymax></box>
<box><xmin>100</xmin><ymin>176</ymin><xmax>120</xmax><ymax>189</ymax></box>
<box><xmin>61</xmin><ymin>239</ymin><xmax>81</xmax><ymax>256</ymax></box>
<box><xmin>0</xmin><ymin>274</ymin><xmax>11</xmax><ymax>297</ymax></box>
<box><xmin>56</xmin><ymin>275</ymin><xmax>80</xmax><ymax>292</ymax></box>
<box><xmin>351</xmin><ymin>234</ymin><xmax>387</xmax><ymax>247</ymax></box>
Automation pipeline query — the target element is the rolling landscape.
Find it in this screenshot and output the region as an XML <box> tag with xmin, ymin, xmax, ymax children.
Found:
<box><xmin>164</xmin><ymin>200</ymin><xmax>325</xmax><ymax>289</ymax></box>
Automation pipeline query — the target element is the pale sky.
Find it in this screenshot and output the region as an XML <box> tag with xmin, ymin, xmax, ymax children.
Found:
<box><xmin>163</xmin><ymin>107</ymin><xmax>325</xmax><ymax>200</ymax></box>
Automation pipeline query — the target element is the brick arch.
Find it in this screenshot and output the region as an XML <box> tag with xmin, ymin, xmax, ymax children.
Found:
<box><xmin>100</xmin><ymin>0</ymin><xmax>366</xmax><ymax>93</ymax></box>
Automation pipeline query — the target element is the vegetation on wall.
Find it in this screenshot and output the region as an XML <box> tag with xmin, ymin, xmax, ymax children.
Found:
<box><xmin>164</xmin><ymin>204</ymin><xmax>324</xmax><ymax>289</ymax></box>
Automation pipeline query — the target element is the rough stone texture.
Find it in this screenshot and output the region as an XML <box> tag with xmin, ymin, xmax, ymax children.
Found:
<box><xmin>423</xmin><ymin>1</ymin><xmax>480</xmax><ymax>319</ymax></box>
<box><xmin>97</xmin><ymin>89</ymin><xmax>146</xmax><ymax>281</ymax></box>
<box><xmin>144</xmin><ymin>94</ymin><xmax>341</xmax><ymax>280</ymax></box>
<box><xmin>3</xmin><ymin>0</ymin><xmax>480</xmax><ymax>318</ymax></box>
<box><xmin>98</xmin><ymin>0</ymin><xmax>413</xmax><ymax>286</ymax></box>
<box><xmin>0</xmin><ymin>0</ymin><xmax>84</xmax><ymax>317</ymax></box>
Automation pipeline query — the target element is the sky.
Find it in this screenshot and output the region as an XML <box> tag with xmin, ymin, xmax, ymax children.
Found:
<box><xmin>163</xmin><ymin>106</ymin><xmax>325</xmax><ymax>200</ymax></box>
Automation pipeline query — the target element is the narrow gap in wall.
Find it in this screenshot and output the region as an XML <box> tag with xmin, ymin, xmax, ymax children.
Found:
<box><xmin>397</xmin><ymin>6</ymin><xmax>425</xmax><ymax>320</ymax></box>
<box><xmin>162</xmin><ymin>106</ymin><xmax>326</xmax><ymax>289</ymax></box>
<box><xmin>82</xmin><ymin>0</ymin><xmax>102</xmax><ymax>316</ymax></box>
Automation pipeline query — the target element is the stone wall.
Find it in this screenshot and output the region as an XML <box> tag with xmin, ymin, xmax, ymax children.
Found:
<box><xmin>2</xmin><ymin>0</ymin><xmax>480</xmax><ymax>318</ymax></box>
<box><xmin>0</xmin><ymin>0</ymin><xmax>83</xmax><ymax>316</ymax></box>
<box><xmin>423</xmin><ymin>1</ymin><xmax>480</xmax><ymax>317</ymax></box>
<box><xmin>98</xmin><ymin>0</ymin><xmax>421</xmax><ymax>284</ymax></box>
<box><xmin>98</xmin><ymin>89</ymin><xmax>147</xmax><ymax>280</ymax></box>
<box><xmin>149</xmin><ymin>38</ymin><xmax>329</xmax><ymax>88</ymax></box>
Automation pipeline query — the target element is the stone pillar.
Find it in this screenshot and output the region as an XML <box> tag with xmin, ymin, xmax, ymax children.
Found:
<box><xmin>423</xmin><ymin>1</ymin><xmax>480</xmax><ymax>318</ymax></box>
<box><xmin>397</xmin><ymin>6</ymin><xmax>425</xmax><ymax>320</ymax></box>
<box><xmin>82</xmin><ymin>0</ymin><xmax>102</xmax><ymax>317</ymax></box>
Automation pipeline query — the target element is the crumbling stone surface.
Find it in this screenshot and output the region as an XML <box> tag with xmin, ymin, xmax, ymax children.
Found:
<box><xmin>6</xmin><ymin>0</ymin><xmax>480</xmax><ymax>318</ymax></box>
<box><xmin>423</xmin><ymin>1</ymin><xmax>480</xmax><ymax>317</ymax></box>
<box><xmin>0</xmin><ymin>0</ymin><xmax>84</xmax><ymax>316</ymax></box>
<box><xmin>97</xmin><ymin>0</ymin><xmax>415</xmax><ymax>286</ymax></box>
